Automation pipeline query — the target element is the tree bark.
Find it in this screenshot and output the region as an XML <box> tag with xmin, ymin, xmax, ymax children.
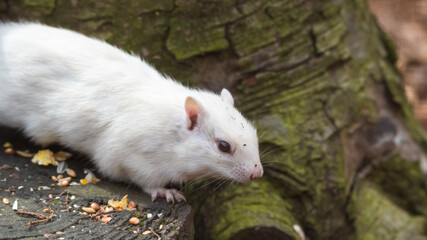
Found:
<box><xmin>1</xmin><ymin>0</ymin><xmax>427</xmax><ymax>239</ymax></box>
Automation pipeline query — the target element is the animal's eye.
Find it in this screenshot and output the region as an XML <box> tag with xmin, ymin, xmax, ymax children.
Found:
<box><xmin>218</xmin><ymin>141</ymin><xmax>231</xmax><ymax>153</ymax></box>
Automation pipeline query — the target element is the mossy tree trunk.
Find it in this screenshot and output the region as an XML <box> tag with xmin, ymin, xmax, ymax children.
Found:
<box><xmin>2</xmin><ymin>0</ymin><xmax>427</xmax><ymax>239</ymax></box>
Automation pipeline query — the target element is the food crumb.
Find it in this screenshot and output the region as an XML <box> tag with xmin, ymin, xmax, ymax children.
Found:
<box><xmin>129</xmin><ymin>217</ymin><xmax>140</xmax><ymax>225</ymax></box>
<box><xmin>4</xmin><ymin>148</ymin><xmax>14</xmax><ymax>154</ymax></box>
<box><xmin>66</xmin><ymin>168</ymin><xmax>76</xmax><ymax>177</ymax></box>
<box><xmin>32</xmin><ymin>150</ymin><xmax>57</xmax><ymax>166</ymax></box>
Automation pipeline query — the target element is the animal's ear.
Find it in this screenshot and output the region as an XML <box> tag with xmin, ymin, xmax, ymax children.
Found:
<box><xmin>185</xmin><ymin>97</ymin><xmax>200</xmax><ymax>130</ymax></box>
<box><xmin>221</xmin><ymin>88</ymin><xmax>234</xmax><ymax>106</ymax></box>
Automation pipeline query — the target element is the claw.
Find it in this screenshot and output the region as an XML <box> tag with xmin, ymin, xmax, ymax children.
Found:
<box><xmin>173</xmin><ymin>191</ymin><xmax>186</xmax><ymax>202</ymax></box>
<box><xmin>151</xmin><ymin>191</ymin><xmax>159</xmax><ymax>202</ymax></box>
<box><xmin>165</xmin><ymin>191</ymin><xmax>174</xmax><ymax>203</ymax></box>
<box><xmin>149</xmin><ymin>188</ymin><xmax>186</xmax><ymax>203</ymax></box>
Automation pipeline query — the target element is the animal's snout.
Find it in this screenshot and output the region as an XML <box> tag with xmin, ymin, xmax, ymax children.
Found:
<box><xmin>249</xmin><ymin>164</ymin><xmax>263</xmax><ymax>181</ymax></box>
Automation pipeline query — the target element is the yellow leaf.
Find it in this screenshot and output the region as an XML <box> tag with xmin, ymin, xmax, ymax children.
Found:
<box><xmin>31</xmin><ymin>150</ymin><xmax>57</xmax><ymax>166</ymax></box>
<box><xmin>108</xmin><ymin>195</ymin><xmax>128</xmax><ymax>210</ymax></box>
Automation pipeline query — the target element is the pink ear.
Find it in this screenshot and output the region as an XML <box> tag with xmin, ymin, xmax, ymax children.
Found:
<box><xmin>185</xmin><ymin>97</ymin><xmax>200</xmax><ymax>130</ymax></box>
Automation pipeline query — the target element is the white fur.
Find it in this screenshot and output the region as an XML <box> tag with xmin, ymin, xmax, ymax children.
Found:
<box><xmin>0</xmin><ymin>22</ymin><xmax>263</xmax><ymax>196</ymax></box>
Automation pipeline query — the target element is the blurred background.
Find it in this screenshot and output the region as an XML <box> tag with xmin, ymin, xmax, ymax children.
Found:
<box><xmin>369</xmin><ymin>0</ymin><xmax>427</xmax><ymax>130</ymax></box>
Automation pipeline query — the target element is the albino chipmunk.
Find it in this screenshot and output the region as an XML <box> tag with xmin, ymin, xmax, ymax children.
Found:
<box><xmin>0</xmin><ymin>22</ymin><xmax>263</xmax><ymax>202</ymax></box>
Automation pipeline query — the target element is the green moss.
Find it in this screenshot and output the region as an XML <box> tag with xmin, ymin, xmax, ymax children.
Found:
<box><xmin>17</xmin><ymin>0</ymin><xmax>55</xmax><ymax>15</ymax></box>
<box><xmin>366</xmin><ymin>155</ymin><xmax>427</xmax><ymax>216</ymax></box>
<box><xmin>230</xmin><ymin>0</ymin><xmax>309</xmax><ymax>57</ymax></box>
<box><xmin>349</xmin><ymin>183</ymin><xmax>427</xmax><ymax>240</ymax></box>
<box><xmin>379</xmin><ymin>29</ymin><xmax>398</xmax><ymax>64</ymax></box>
<box><xmin>234</xmin><ymin>15</ymin><xmax>356</xmax><ymax>235</ymax></box>
<box><xmin>235</xmin><ymin>29</ymin><xmax>312</xmax><ymax>74</ymax></box>
<box><xmin>167</xmin><ymin>26</ymin><xmax>229</xmax><ymax>60</ymax></box>
<box><xmin>325</xmin><ymin>64</ymin><xmax>379</xmax><ymax>129</ymax></box>
<box><xmin>321</xmin><ymin>2</ymin><xmax>341</xmax><ymax>18</ymax></box>
<box><xmin>198</xmin><ymin>179</ymin><xmax>299</xmax><ymax>239</ymax></box>
<box><xmin>166</xmin><ymin>1</ymin><xmax>241</xmax><ymax>60</ymax></box>
<box><xmin>136</xmin><ymin>0</ymin><xmax>174</xmax><ymax>13</ymax></box>
<box><xmin>312</xmin><ymin>16</ymin><xmax>348</xmax><ymax>54</ymax></box>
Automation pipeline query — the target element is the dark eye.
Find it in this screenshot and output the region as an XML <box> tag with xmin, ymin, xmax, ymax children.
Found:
<box><xmin>218</xmin><ymin>141</ymin><xmax>231</xmax><ymax>153</ymax></box>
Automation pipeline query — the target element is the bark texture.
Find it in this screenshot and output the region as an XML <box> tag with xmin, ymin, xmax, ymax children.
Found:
<box><xmin>1</xmin><ymin>0</ymin><xmax>427</xmax><ymax>239</ymax></box>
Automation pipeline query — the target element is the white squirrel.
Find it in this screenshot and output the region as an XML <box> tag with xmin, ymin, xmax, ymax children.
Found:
<box><xmin>0</xmin><ymin>22</ymin><xmax>263</xmax><ymax>202</ymax></box>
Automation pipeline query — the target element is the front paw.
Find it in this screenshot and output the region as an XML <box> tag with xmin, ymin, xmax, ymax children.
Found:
<box><xmin>149</xmin><ymin>188</ymin><xmax>186</xmax><ymax>203</ymax></box>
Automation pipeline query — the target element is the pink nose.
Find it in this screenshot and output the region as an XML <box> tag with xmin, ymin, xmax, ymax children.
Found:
<box><xmin>250</xmin><ymin>174</ymin><xmax>257</xmax><ymax>181</ymax></box>
<box><xmin>249</xmin><ymin>164</ymin><xmax>263</xmax><ymax>181</ymax></box>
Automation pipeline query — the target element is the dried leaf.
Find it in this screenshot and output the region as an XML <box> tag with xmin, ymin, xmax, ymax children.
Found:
<box><xmin>16</xmin><ymin>150</ymin><xmax>33</xmax><ymax>158</ymax></box>
<box><xmin>0</xmin><ymin>164</ymin><xmax>13</xmax><ymax>170</ymax></box>
<box><xmin>54</xmin><ymin>151</ymin><xmax>72</xmax><ymax>161</ymax></box>
<box><xmin>84</xmin><ymin>171</ymin><xmax>101</xmax><ymax>184</ymax></box>
<box><xmin>98</xmin><ymin>206</ymin><xmax>114</xmax><ymax>213</ymax></box>
<box><xmin>90</xmin><ymin>176</ymin><xmax>101</xmax><ymax>183</ymax></box>
<box><xmin>100</xmin><ymin>215</ymin><xmax>112</xmax><ymax>223</ymax></box>
<box><xmin>108</xmin><ymin>195</ymin><xmax>128</xmax><ymax>210</ymax></box>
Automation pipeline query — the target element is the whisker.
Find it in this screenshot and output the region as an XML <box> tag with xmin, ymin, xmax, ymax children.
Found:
<box><xmin>122</xmin><ymin>182</ymin><xmax>134</xmax><ymax>196</ymax></box>
<box><xmin>185</xmin><ymin>178</ymin><xmax>219</xmax><ymax>194</ymax></box>
<box><xmin>260</xmin><ymin>163</ymin><xmax>277</xmax><ymax>167</ymax></box>
<box><xmin>258</xmin><ymin>129</ymin><xmax>268</xmax><ymax>139</ymax></box>
<box><xmin>259</xmin><ymin>145</ymin><xmax>276</xmax><ymax>157</ymax></box>
<box><xmin>212</xmin><ymin>179</ymin><xmax>228</xmax><ymax>192</ymax></box>
<box><xmin>260</xmin><ymin>160</ymin><xmax>284</xmax><ymax>167</ymax></box>
<box><xmin>225</xmin><ymin>179</ymin><xmax>236</xmax><ymax>192</ymax></box>
<box><xmin>182</xmin><ymin>173</ymin><xmax>212</xmax><ymax>191</ymax></box>
<box><xmin>260</xmin><ymin>157</ymin><xmax>284</xmax><ymax>163</ymax></box>
<box><xmin>260</xmin><ymin>147</ymin><xmax>282</xmax><ymax>159</ymax></box>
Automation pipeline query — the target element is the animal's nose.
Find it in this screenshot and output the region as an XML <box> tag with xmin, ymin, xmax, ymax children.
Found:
<box><xmin>249</xmin><ymin>164</ymin><xmax>263</xmax><ymax>181</ymax></box>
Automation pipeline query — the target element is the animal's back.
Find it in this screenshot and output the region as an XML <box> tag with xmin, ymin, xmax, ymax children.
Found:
<box><xmin>0</xmin><ymin>22</ymin><xmax>184</xmax><ymax>150</ymax></box>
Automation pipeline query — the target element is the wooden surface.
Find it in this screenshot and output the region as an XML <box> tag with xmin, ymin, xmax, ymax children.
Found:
<box><xmin>0</xmin><ymin>126</ymin><xmax>193</xmax><ymax>239</ymax></box>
